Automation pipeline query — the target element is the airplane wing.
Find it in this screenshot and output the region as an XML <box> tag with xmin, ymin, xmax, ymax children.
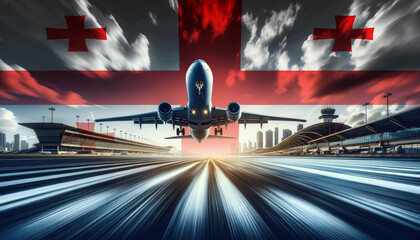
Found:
<box><xmin>211</xmin><ymin>107</ymin><xmax>306</xmax><ymax>128</ymax></box>
<box><xmin>95</xmin><ymin>107</ymin><xmax>188</xmax><ymax>129</ymax></box>
<box><xmin>165</xmin><ymin>135</ymin><xmax>236</xmax><ymax>139</ymax></box>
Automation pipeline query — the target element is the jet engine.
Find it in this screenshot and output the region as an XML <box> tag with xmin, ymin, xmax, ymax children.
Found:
<box><xmin>158</xmin><ymin>102</ymin><xmax>173</xmax><ymax>123</ymax></box>
<box><xmin>226</xmin><ymin>102</ymin><xmax>242</xmax><ymax>122</ymax></box>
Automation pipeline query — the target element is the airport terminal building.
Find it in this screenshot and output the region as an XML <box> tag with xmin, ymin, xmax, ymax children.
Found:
<box><xmin>253</xmin><ymin>106</ymin><xmax>420</xmax><ymax>156</ymax></box>
<box><xmin>19</xmin><ymin>123</ymin><xmax>172</xmax><ymax>154</ymax></box>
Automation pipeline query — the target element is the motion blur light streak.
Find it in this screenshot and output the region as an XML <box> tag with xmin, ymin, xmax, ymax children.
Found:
<box><xmin>0</xmin><ymin>156</ymin><xmax>419</xmax><ymax>239</ymax></box>
<box><xmin>214</xmin><ymin>162</ymin><xmax>273</xmax><ymax>239</ymax></box>
<box><xmin>164</xmin><ymin>161</ymin><xmax>209</xmax><ymax>239</ymax></box>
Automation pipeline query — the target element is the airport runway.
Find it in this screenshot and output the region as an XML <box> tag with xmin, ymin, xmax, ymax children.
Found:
<box><xmin>0</xmin><ymin>155</ymin><xmax>419</xmax><ymax>240</ymax></box>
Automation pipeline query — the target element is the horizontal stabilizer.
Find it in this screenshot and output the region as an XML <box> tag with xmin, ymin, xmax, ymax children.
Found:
<box><xmin>165</xmin><ymin>135</ymin><xmax>236</xmax><ymax>139</ymax></box>
<box><xmin>207</xmin><ymin>135</ymin><xmax>236</xmax><ymax>139</ymax></box>
<box><xmin>165</xmin><ymin>135</ymin><xmax>194</xmax><ymax>139</ymax></box>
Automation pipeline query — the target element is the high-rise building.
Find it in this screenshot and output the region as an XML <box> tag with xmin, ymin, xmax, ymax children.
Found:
<box><xmin>274</xmin><ymin>127</ymin><xmax>279</xmax><ymax>146</ymax></box>
<box><xmin>21</xmin><ymin>140</ymin><xmax>29</xmax><ymax>150</ymax></box>
<box><xmin>243</xmin><ymin>142</ymin><xmax>248</xmax><ymax>152</ymax></box>
<box><xmin>282</xmin><ymin>129</ymin><xmax>292</xmax><ymax>141</ymax></box>
<box><xmin>265</xmin><ymin>130</ymin><xmax>273</xmax><ymax>148</ymax></box>
<box><xmin>14</xmin><ymin>134</ymin><xmax>21</xmax><ymax>151</ymax></box>
<box><xmin>297</xmin><ymin>124</ymin><xmax>303</xmax><ymax>132</ymax></box>
<box><xmin>5</xmin><ymin>142</ymin><xmax>12</xmax><ymax>152</ymax></box>
<box><xmin>0</xmin><ymin>132</ymin><xmax>5</xmax><ymax>151</ymax></box>
<box><xmin>248</xmin><ymin>141</ymin><xmax>253</xmax><ymax>151</ymax></box>
<box><xmin>257</xmin><ymin>131</ymin><xmax>263</xmax><ymax>149</ymax></box>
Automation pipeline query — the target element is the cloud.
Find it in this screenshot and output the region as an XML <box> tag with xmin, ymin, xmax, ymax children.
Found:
<box><xmin>275</xmin><ymin>0</ymin><xmax>420</xmax><ymax>103</ymax></box>
<box><xmin>53</xmin><ymin>0</ymin><xmax>151</xmax><ymax>71</ymax></box>
<box><xmin>0</xmin><ymin>108</ymin><xmax>18</xmax><ymax>132</ymax></box>
<box><xmin>0</xmin><ymin>59</ymin><xmax>90</xmax><ymax>104</ymax></box>
<box><xmin>242</xmin><ymin>3</ymin><xmax>301</xmax><ymax>70</ymax></box>
<box><xmin>21</xmin><ymin>135</ymin><xmax>37</xmax><ymax>141</ymax></box>
<box><xmin>179</xmin><ymin>0</ymin><xmax>239</xmax><ymax>44</ymax></box>
<box><xmin>149</xmin><ymin>12</ymin><xmax>158</xmax><ymax>26</ymax></box>
<box><xmin>350</xmin><ymin>0</ymin><xmax>420</xmax><ymax>71</ymax></box>
<box><xmin>168</xmin><ymin>0</ymin><xmax>178</xmax><ymax>12</ymax></box>
<box><xmin>300</xmin><ymin>35</ymin><xmax>335</xmax><ymax>70</ymax></box>
<box><xmin>344</xmin><ymin>102</ymin><xmax>408</xmax><ymax>127</ymax></box>
<box><xmin>225</xmin><ymin>69</ymin><xmax>245</xmax><ymax>87</ymax></box>
<box><xmin>0</xmin><ymin>0</ymin><xmax>151</xmax><ymax>71</ymax></box>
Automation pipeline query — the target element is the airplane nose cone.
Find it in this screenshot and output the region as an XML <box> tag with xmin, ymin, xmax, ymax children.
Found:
<box><xmin>191</xmin><ymin>129</ymin><xmax>209</xmax><ymax>143</ymax></box>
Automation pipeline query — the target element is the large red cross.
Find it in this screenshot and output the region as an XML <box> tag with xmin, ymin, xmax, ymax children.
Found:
<box><xmin>46</xmin><ymin>16</ymin><xmax>107</xmax><ymax>52</ymax></box>
<box><xmin>313</xmin><ymin>16</ymin><xmax>374</xmax><ymax>52</ymax></box>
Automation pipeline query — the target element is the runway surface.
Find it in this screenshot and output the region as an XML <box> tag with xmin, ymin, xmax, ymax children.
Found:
<box><xmin>0</xmin><ymin>155</ymin><xmax>419</xmax><ymax>239</ymax></box>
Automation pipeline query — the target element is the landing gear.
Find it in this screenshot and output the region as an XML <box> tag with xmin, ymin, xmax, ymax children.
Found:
<box><xmin>214</xmin><ymin>127</ymin><xmax>223</xmax><ymax>136</ymax></box>
<box><xmin>176</xmin><ymin>127</ymin><xmax>185</xmax><ymax>136</ymax></box>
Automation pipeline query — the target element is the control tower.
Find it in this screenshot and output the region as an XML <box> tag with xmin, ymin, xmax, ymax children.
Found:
<box><xmin>319</xmin><ymin>107</ymin><xmax>338</xmax><ymax>123</ymax></box>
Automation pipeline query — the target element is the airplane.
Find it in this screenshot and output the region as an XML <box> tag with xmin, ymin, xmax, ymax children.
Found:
<box><xmin>95</xmin><ymin>59</ymin><xmax>306</xmax><ymax>143</ymax></box>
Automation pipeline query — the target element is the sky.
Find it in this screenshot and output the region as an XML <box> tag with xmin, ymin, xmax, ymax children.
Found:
<box><xmin>0</xmin><ymin>0</ymin><xmax>419</xmax><ymax>106</ymax></box>
<box><xmin>0</xmin><ymin>0</ymin><xmax>419</xmax><ymax>153</ymax></box>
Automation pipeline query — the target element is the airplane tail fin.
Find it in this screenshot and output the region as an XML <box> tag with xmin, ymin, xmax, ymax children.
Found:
<box><xmin>165</xmin><ymin>135</ymin><xmax>236</xmax><ymax>139</ymax></box>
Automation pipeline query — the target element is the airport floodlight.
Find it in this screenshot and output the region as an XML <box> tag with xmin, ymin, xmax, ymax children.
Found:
<box><xmin>120</xmin><ymin>130</ymin><xmax>122</xmax><ymax>137</ymax></box>
<box><xmin>48</xmin><ymin>107</ymin><xmax>56</xmax><ymax>123</ymax></box>
<box><xmin>76</xmin><ymin>115</ymin><xmax>80</xmax><ymax>124</ymax></box>
<box><xmin>106</xmin><ymin>126</ymin><xmax>109</xmax><ymax>134</ymax></box>
<box><xmin>99</xmin><ymin>123</ymin><xmax>103</xmax><ymax>132</ymax></box>
<box><xmin>43</xmin><ymin>116</ymin><xmax>45</xmax><ymax>123</ymax></box>
<box><xmin>383</xmin><ymin>92</ymin><xmax>393</xmax><ymax>116</ymax></box>
<box><xmin>87</xmin><ymin>119</ymin><xmax>90</xmax><ymax>131</ymax></box>
<box><xmin>362</xmin><ymin>102</ymin><xmax>370</xmax><ymax>123</ymax></box>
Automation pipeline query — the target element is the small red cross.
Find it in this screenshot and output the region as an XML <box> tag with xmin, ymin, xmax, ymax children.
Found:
<box><xmin>313</xmin><ymin>16</ymin><xmax>374</xmax><ymax>52</ymax></box>
<box><xmin>46</xmin><ymin>16</ymin><xmax>107</xmax><ymax>52</ymax></box>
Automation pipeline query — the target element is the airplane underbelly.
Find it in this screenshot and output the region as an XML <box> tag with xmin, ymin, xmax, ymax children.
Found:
<box><xmin>190</xmin><ymin>129</ymin><xmax>209</xmax><ymax>143</ymax></box>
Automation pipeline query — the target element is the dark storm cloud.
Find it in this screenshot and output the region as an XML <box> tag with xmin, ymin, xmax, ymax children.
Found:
<box><xmin>346</xmin><ymin>112</ymin><xmax>365</xmax><ymax>126</ymax></box>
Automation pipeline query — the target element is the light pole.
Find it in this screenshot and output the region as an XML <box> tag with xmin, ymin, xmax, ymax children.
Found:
<box><xmin>113</xmin><ymin>128</ymin><xmax>116</xmax><ymax>135</ymax></box>
<box><xmin>106</xmin><ymin>126</ymin><xmax>109</xmax><ymax>134</ymax></box>
<box><xmin>383</xmin><ymin>92</ymin><xmax>392</xmax><ymax>116</ymax></box>
<box><xmin>87</xmin><ymin>119</ymin><xmax>90</xmax><ymax>131</ymax></box>
<box><xmin>76</xmin><ymin>115</ymin><xmax>80</xmax><ymax>124</ymax></box>
<box><xmin>362</xmin><ymin>102</ymin><xmax>370</xmax><ymax>123</ymax></box>
<box><xmin>120</xmin><ymin>130</ymin><xmax>122</xmax><ymax>137</ymax></box>
<box><xmin>133</xmin><ymin>135</ymin><xmax>136</xmax><ymax>141</ymax></box>
<box><xmin>130</xmin><ymin>134</ymin><xmax>132</xmax><ymax>140</ymax></box>
<box><xmin>43</xmin><ymin>116</ymin><xmax>45</xmax><ymax>123</ymax></box>
<box><xmin>99</xmin><ymin>123</ymin><xmax>103</xmax><ymax>133</ymax></box>
<box><xmin>48</xmin><ymin>107</ymin><xmax>56</xmax><ymax>123</ymax></box>
<box><xmin>125</xmin><ymin>132</ymin><xmax>127</xmax><ymax>139</ymax></box>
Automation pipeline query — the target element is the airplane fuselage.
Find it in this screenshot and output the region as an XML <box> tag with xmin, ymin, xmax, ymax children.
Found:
<box><xmin>186</xmin><ymin>60</ymin><xmax>213</xmax><ymax>142</ymax></box>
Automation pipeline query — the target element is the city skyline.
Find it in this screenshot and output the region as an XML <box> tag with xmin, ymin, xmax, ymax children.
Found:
<box><xmin>0</xmin><ymin>104</ymin><xmax>413</xmax><ymax>152</ymax></box>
